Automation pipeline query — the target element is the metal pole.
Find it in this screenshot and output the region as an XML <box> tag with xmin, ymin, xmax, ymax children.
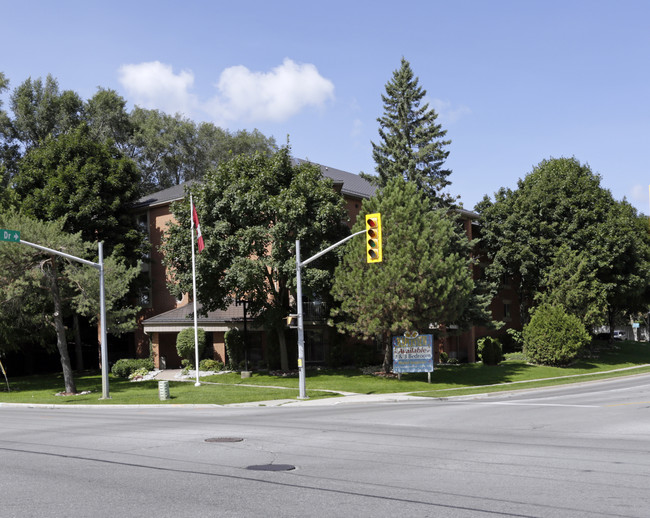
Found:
<box><xmin>20</xmin><ymin>239</ymin><xmax>111</xmax><ymax>399</ymax></box>
<box><xmin>293</xmin><ymin>229</ymin><xmax>365</xmax><ymax>400</ymax></box>
<box><xmin>190</xmin><ymin>195</ymin><xmax>201</xmax><ymax>387</ymax></box>
<box><xmin>296</xmin><ymin>240</ymin><xmax>307</xmax><ymax>399</ymax></box>
<box><xmin>98</xmin><ymin>242</ymin><xmax>110</xmax><ymax>399</ymax></box>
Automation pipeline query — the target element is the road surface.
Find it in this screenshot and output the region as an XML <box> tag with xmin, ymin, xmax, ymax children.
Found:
<box><xmin>2</xmin><ymin>374</ymin><xmax>650</xmax><ymax>517</ymax></box>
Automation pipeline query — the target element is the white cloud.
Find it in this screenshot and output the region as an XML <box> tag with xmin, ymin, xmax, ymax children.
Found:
<box><xmin>630</xmin><ymin>184</ymin><xmax>650</xmax><ymax>206</ymax></box>
<box><xmin>118</xmin><ymin>61</ymin><xmax>198</xmax><ymax>116</ymax></box>
<box><xmin>118</xmin><ymin>58</ymin><xmax>335</xmax><ymax>125</ymax></box>
<box><xmin>205</xmin><ymin>58</ymin><xmax>335</xmax><ymax>124</ymax></box>
<box><xmin>428</xmin><ymin>98</ymin><xmax>472</xmax><ymax>125</ymax></box>
<box><xmin>351</xmin><ymin>118</ymin><xmax>363</xmax><ymax>138</ymax></box>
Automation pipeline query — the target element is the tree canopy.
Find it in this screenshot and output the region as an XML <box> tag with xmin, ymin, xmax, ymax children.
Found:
<box><xmin>161</xmin><ymin>147</ymin><xmax>347</xmax><ymax>371</ymax></box>
<box><xmin>0</xmin><ymin>211</ymin><xmax>140</xmax><ymax>392</ymax></box>
<box><xmin>364</xmin><ymin>57</ymin><xmax>452</xmax><ymax>204</ymax></box>
<box><xmin>0</xmin><ymin>73</ymin><xmax>277</xmax><ymax>198</ymax></box>
<box><xmin>12</xmin><ymin>124</ymin><xmax>144</xmax><ymax>262</ymax></box>
<box><xmin>129</xmin><ymin>107</ymin><xmax>277</xmax><ymax>193</ymax></box>
<box><xmin>476</xmin><ymin>157</ymin><xmax>650</xmax><ymax>331</ymax></box>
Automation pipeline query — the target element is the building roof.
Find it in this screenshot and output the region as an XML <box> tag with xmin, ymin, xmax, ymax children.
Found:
<box><xmin>292</xmin><ymin>158</ymin><xmax>377</xmax><ymax>199</ymax></box>
<box><xmin>456</xmin><ymin>207</ymin><xmax>480</xmax><ymax>220</ymax></box>
<box><xmin>133</xmin><ymin>159</ymin><xmax>376</xmax><ymax>210</ymax></box>
<box><xmin>131</xmin><ymin>180</ymin><xmax>196</xmax><ymax>210</ymax></box>
<box><xmin>142</xmin><ymin>302</ymin><xmax>247</xmax><ymax>332</ymax></box>
<box><xmin>143</xmin><ymin>302</ymin><xmax>242</xmax><ymax>323</ymax></box>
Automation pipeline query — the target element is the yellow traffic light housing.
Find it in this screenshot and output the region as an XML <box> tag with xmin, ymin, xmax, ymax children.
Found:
<box><xmin>365</xmin><ymin>213</ymin><xmax>382</xmax><ymax>263</ymax></box>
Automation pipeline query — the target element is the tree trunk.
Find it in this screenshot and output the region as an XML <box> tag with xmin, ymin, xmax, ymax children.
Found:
<box><xmin>47</xmin><ymin>256</ymin><xmax>77</xmax><ymax>394</ymax></box>
<box><xmin>73</xmin><ymin>314</ymin><xmax>84</xmax><ymax>371</ymax></box>
<box><xmin>0</xmin><ymin>358</ymin><xmax>10</xmax><ymax>391</ymax></box>
<box><xmin>630</xmin><ymin>315</ymin><xmax>638</xmax><ymax>342</ymax></box>
<box><xmin>607</xmin><ymin>308</ymin><xmax>615</xmax><ymax>344</ymax></box>
<box><xmin>277</xmin><ymin>327</ymin><xmax>289</xmax><ymax>371</ymax></box>
<box><xmin>382</xmin><ymin>334</ymin><xmax>392</xmax><ymax>373</ymax></box>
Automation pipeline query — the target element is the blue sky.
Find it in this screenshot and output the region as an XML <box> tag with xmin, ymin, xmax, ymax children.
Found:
<box><xmin>1</xmin><ymin>0</ymin><xmax>649</xmax><ymax>212</ymax></box>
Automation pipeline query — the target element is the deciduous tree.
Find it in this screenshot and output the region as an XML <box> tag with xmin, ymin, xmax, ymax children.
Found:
<box><xmin>477</xmin><ymin>157</ymin><xmax>650</xmax><ymax>332</ymax></box>
<box><xmin>161</xmin><ymin>148</ymin><xmax>347</xmax><ymax>371</ymax></box>
<box><xmin>12</xmin><ymin>124</ymin><xmax>144</xmax><ymax>262</ymax></box>
<box><xmin>0</xmin><ymin>211</ymin><xmax>140</xmax><ymax>392</ymax></box>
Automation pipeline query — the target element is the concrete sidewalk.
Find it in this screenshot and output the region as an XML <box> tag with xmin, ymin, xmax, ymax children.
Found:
<box><xmin>228</xmin><ymin>392</ymin><xmax>432</xmax><ymax>407</ymax></box>
<box><xmin>151</xmin><ymin>369</ymin><xmax>432</xmax><ymax>407</ymax></box>
<box><xmin>153</xmin><ymin>369</ymin><xmax>185</xmax><ymax>381</ymax></box>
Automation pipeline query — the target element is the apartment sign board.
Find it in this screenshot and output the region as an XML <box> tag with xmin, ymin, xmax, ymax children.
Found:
<box><xmin>393</xmin><ymin>333</ymin><xmax>434</xmax><ymax>373</ymax></box>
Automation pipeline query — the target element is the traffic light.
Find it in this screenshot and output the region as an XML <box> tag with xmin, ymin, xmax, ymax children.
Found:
<box><xmin>365</xmin><ymin>213</ymin><xmax>382</xmax><ymax>263</ymax></box>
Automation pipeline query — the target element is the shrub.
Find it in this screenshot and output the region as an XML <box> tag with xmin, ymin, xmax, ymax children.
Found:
<box><xmin>224</xmin><ymin>328</ymin><xmax>244</xmax><ymax>370</ymax></box>
<box><xmin>176</xmin><ymin>328</ymin><xmax>206</xmax><ymax>365</ymax></box>
<box><xmin>477</xmin><ymin>336</ymin><xmax>503</xmax><ymax>365</ymax></box>
<box><xmin>111</xmin><ymin>358</ymin><xmax>154</xmax><ymax>378</ymax></box>
<box><xmin>199</xmin><ymin>359</ymin><xmax>224</xmax><ymax>372</ymax></box>
<box><xmin>439</xmin><ymin>351</ymin><xmax>449</xmax><ymax>364</ymax></box>
<box><xmin>128</xmin><ymin>367</ymin><xmax>150</xmax><ymax>380</ymax></box>
<box><xmin>523</xmin><ymin>303</ymin><xmax>590</xmax><ymax>366</ymax></box>
<box><xmin>501</xmin><ymin>328</ymin><xmax>523</xmax><ymax>353</ymax></box>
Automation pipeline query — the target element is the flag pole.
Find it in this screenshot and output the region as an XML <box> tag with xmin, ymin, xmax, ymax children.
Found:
<box><xmin>190</xmin><ymin>195</ymin><xmax>201</xmax><ymax>387</ymax></box>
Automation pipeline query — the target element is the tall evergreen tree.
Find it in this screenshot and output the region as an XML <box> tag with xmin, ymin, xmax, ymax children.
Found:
<box><xmin>331</xmin><ymin>178</ymin><xmax>489</xmax><ymax>371</ymax></box>
<box><xmin>364</xmin><ymin>58</ymin><xmax>452</xmax><ymax>204</ymax></box>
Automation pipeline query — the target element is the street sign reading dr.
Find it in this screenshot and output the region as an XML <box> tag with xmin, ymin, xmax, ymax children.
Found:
<box><xmin>0</xmin><ymin>229</ymin><xmax>20</xmax><ymax>242</ymax></box>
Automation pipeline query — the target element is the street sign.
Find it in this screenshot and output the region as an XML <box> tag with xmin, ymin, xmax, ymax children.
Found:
<box><xmin>0</xmin><ymin>229</ymin><xmax>20</xmax><ymax>242</ymax></box>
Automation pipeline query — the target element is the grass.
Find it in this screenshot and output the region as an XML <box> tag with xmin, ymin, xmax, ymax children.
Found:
<box><xmin>1</xmin><ymin>340</ymin><xmax>649</xmax><ymax>405</ymax></box>
<box><xmin>0</xmin><ymin>371</ymin><xmax>337</xmax><ymax>405</ymax></box>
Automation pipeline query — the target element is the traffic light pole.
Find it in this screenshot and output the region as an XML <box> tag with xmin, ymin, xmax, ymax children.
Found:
<box><xmin>295</xmin><ymin>230</ymin><xmax>365</xmax><ymax>399</ymax></box>
<box><xmin>20</xmin><ymin>239</ymin><xmax>110</xmax><ymax>399</ymax></box>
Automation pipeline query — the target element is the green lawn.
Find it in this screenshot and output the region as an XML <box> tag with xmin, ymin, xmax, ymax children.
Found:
<box><xmin>1</xmin><ymin>341</ymin><xmax>649</xmax><ymax>405</ymax></box>
<box><xmin>0</xmin><ymin>371</ymin><xmax>337</xmax><ymax>405</ymax></box>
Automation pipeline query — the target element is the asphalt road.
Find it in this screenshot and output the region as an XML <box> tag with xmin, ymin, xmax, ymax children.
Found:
<box><xmin>2</xmin><ymin>374</ymin><xmax>650</xmax><ymax>517</ymax></box>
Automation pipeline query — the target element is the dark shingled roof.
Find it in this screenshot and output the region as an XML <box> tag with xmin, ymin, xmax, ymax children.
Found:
<box><xmin>292</xmin><ymin>158</ymin><xmax>377</xmax><ymax>199</ymax></box>
<box><xmin>133</xmin><ymin>160</ymin><xmax>376</xmax><ymax>209</ymax></box>
<box><xmin>131</xmin><ymin>180</ymin><xmax>196</xmax><ymax>210</ymax></box>
<box><xmin>142</xmin><ymin>302</ymin><xmax>243</xmax><ymax>325</ymax></box>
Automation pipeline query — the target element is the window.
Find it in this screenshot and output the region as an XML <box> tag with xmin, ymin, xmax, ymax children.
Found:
<box><xmin>305</xmin><ymin>329</ymin><xmax>326</xmax><ymax>363</ymax></box>
<box><xmin>137</xmin><ymin>272</ymin><xmax>152</xmax><ymax>308</ymax></box>
<box><xmin>503</xmin><ymin>301</ymin><xmax>512</xmax><ymax>321</ymax></box>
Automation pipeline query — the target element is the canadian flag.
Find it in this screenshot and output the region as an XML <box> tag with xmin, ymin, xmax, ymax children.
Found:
<box><xmin>192</xmin><ymin>203</ymin><xmax>204</xmax><ymax>252</ymax></box>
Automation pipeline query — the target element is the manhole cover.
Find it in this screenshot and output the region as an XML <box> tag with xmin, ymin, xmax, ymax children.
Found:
<box><xmin>205</xmin><ymin>437</ymin><xmax>244</xmax><ymax>443</ymax></box>
<box><xmin>246</xmin><ymin>464</ymin><xmax>295</xmax><ymax>471</ymax></box>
